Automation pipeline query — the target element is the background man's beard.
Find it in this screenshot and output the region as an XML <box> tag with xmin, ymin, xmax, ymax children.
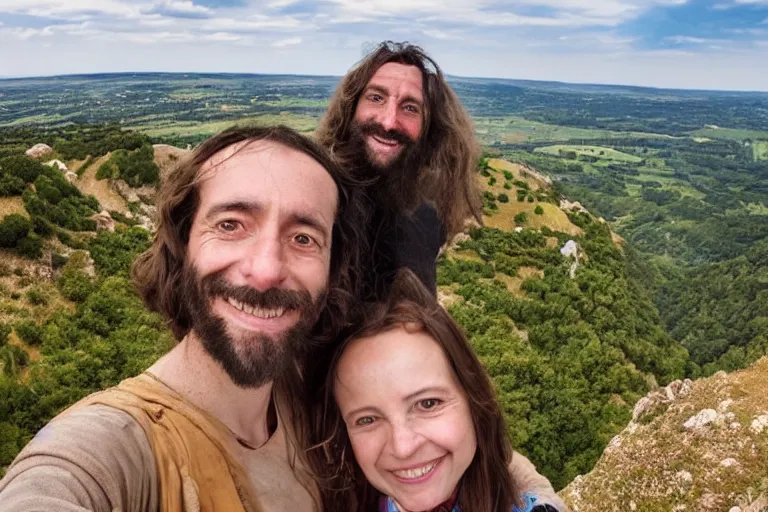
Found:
<box><xmin>348</xmin><ymin>121</ymin><xmax>428</xmax><ymax>212</ymax></box>
<box><xmin>181</xmin><ymin>265</ymin><xmax>325</xmax><ymax>388</ymax></box>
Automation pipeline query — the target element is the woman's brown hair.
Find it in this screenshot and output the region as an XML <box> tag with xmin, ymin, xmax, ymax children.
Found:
<box><xmin>315</xmin><ymin>41</ymin><xmax>482</xmax><ymax>238</ymax></box>
<box><xmin>306</xmin><ymin>269</ymin><xmax>517</xmax><ymax>511</ymax></box>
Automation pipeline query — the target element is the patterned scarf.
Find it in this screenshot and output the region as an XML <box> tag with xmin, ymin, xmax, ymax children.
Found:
<box><xmin>379</xmin><ymin>489</ymin><xmax>539</xmax><ymax>512</ymax></box>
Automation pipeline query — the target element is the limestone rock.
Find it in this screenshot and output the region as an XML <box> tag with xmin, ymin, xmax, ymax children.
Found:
<box><xmin>683</xmin><ymin>409</ymin><xmax>718</xmax><ymax>430</ymax></box>
<box><xmin>89</xmin><ymin>210</ymin><xmax>116</xmax><ymax>232</ymax></box>
<box><xmin>560</xmin><ymin>357</ymin><xmax>768</xmax><ymax>512</ymax></box>
<box><xmin>64</xmin><ymin>171</ymin><xmax>78</xmax><ymax>184</ymax></box>
<box><xmin>749</xmin><ymin>415</ymin><xmax>768</xmax><ymax>434</ymax></box>
<box><xmin>44</xmin><ymin>159</ymin><xmax>68</xmax><ymax>171</ymax></box>
<box><xmin>25</xmin><ymin>143</ymin><xmax>53</xmax><ymax>159</ymax></box>
<box><xmin>560</xmin><ymin>199</ymin><xmax>588</xmax><ymax>213</ymax></box>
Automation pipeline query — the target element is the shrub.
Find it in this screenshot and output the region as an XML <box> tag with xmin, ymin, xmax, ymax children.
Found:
<box><xmin>32</xmin><ymin>216</ymin><xmax>55</xmax><ymax>237</ymax></box>
<box><xmin>535</xmin><ymin>205</ymin><xmax>545</xmax><ymax>215</ymax></box>
<box><xmin>0</xmin><ymin>156</ymin><xmax>46</xmax><ymax>183</ymax></box>
<box><xmin>0</xmin><ymin>173</ymin><xmax>25</xmax><ymax>196</ymax></box>
<box><xmin>503</xmin><ymin>170</ymin><xmax>514</xmax><ymax>180</ymax></box>
<box><xmin>497</xmin><ymin>193</ymin><xmax>509</xmax><ymax>203</ymax></box>
<box><xmin>0</xmin><ymin>323</ymin><xmax>10</xmax><ymax>348</ymax></box>
<box><xmin>14</xmin><ymin>320</ymin><xmax>42</xmax><ymax>346</ymax></box>
<box><xmin>503</xmin><ymin>182</ymin><xmax>512</xmax><ymax>190</ymax></box>
<box><xmin>488</xmin><ymin>177</ymin><xmax>497</xmax><ymax>186</ymax></box>
<box><xmin>51</xmin><ymin>253</ymin><xmax>69</xmax><ymax>269</ymax></box>
<box><xmin>25</xmin><ymin>286</ymin><xmax>49</xmax><ymax>306</ymax></box>
<box><xmin>0</xmin><ymin>215</ymin><xmax>31</xmax><ymax>248</ymax></box>
<box><xmin>16</xmin><ymin>234</ymin><xmax>43</xmax><ymax>259</ymax></box>
<box><xmin>514</xmin><ymin>212</ymin><xmax>528</xmax><ymax>225</ymax></box>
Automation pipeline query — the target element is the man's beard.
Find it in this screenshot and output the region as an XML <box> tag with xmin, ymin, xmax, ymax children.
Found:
<box><xmin>347</xmin><ymin>120</ymin><xmax>428</xmax><ymax>213</ymax></box>
<box><xmin>181</xmin><ymin>264</ymin><xmax>325</xmax><ymax>388</ymax></box>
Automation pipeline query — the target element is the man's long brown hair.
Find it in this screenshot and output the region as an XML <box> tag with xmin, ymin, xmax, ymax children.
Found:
<box><xmin>131</xmin><ymin>124</ymin><xmax>364</xmax><ymax>346</ymax></box>
<box><xmin>315</xmin><ymin>41</ymin><xmax>482</xmax><ymax>238</ymax></box>
<box><xmin>306</xmin><ymin>269</ymin><xmax>518</xmax><ymax>511</ymax></box>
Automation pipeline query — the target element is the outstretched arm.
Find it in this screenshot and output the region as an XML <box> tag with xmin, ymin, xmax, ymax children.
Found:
<box><xmin>0</xmin><ymin>405</ymin><xmax>157</xmax><ymax>511</ymax></box>
<box><xmin>509</xmin><ymin>451</ymin><xmax>570</xmax><ymax>512</ymax></box>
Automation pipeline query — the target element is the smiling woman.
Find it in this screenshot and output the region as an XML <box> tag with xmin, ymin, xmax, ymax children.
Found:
<box><xmin>308</xmin><ymin>269</ymin><xmax>545</xmax><ymax>512</ymax></box>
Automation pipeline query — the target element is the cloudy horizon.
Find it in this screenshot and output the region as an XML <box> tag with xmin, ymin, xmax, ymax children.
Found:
<box><xmin>1</xmin><ymin>0</ymin><xmax>767</xmax><ymax>92</ymax></box>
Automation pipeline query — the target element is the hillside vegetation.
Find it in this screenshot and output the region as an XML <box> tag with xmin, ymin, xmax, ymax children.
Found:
<box><xmin>561</xmin><ymin>357</ymin><xmax>768</xmax><ymax>511</ymax></box>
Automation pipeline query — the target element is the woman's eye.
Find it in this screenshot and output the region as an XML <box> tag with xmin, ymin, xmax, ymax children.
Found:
<box><xmin>419</xmin><ymin>398</ymin><xmax>441</xmax><ymax>410</ymax></box>
<box><xmin>355</xmin><ymin>416</ymin><xmax>375</xmax><ymax>427</ymax></box>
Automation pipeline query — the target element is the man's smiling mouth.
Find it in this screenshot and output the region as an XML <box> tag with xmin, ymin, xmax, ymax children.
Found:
<box><xmin>226</xmin><ymin>297</ymin><xmax>287</xmax><ymax>319</ymax></box>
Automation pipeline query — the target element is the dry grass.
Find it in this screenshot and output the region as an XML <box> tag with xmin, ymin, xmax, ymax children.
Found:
<box><xmin>76</xmin><ymin>153</ymin><xmax>128</xmax><ymax>214</ymax></box>
<box><xmin>153</xmin><ymin>144</ymin><xmax>190</xmax><ymax>182</ymax></box>
<box><xmin>561</xmin><ymin>357</ymin><xmax>768</xmax><ymax>512</ymax></box>
<box><xmin>0</xmin><ymin>197</ymin><xmax>28</xmax><ymax>218</ymax></box>
<box><xmin>452</xmin><ymin>249</ymin><xmax>485</xmax><ymax>263</ymax></box>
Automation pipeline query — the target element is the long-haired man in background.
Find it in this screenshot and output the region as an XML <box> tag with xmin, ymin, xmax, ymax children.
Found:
<box><xmin>314</xmin><ymin>41</ymin><xmax>566</xmax><ymax>511</ymax></box>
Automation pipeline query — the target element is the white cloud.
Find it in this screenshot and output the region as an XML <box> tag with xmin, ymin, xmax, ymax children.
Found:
<box><xmin>270</xmin><ymin>36</ymin><xmax>301</xmax><ymax>47</ymax></box>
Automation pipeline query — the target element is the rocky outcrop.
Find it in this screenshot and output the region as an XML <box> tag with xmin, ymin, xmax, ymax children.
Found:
<box><xmin>89</xmin><ymin>210</ymin><xmax>116</xmax><ymax>232</ymax></box>
<box><xmin>559</xmin><ymin>199</ymin><xmax>589</xmax><ymax>214</ymax></box>
<box><xmin>561</xmin><ymin>358</ymin><xmax>768</xmax><ymax>512</ymax></box>
<box><xmin>25</xmin><ymin>143</ymin><xmax>53</xmax><ymax>159</ymax></box>
<box><xmin>560</xmin><ymin>240</ymin><xmax>580</xmax><ymax>278</ymax></box>
<box><xmin>44</xmin><ymin>159</ymin><xmax>68</xmax><ymax>171</ymax></box>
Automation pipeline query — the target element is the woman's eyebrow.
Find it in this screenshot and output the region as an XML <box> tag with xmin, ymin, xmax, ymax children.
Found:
<box><xmin>404</xmin><ymin>386</ymin><xmax>450</xmax><ymax>403</ymax></box>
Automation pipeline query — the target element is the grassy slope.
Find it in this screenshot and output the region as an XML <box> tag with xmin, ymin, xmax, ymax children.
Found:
<box><xmin>561</xmin><ymin>357</ymin><xmax>768</xmax><ymax>512</ymax></box>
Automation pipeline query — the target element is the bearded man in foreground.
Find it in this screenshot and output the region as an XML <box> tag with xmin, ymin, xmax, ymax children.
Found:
<box><xmin>0</xmin><ymin>125</ymin><xmax>360</xmax><ymax>511</ymax></box>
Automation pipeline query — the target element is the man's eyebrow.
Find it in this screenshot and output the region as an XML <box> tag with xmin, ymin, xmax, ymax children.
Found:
<box><xmin>204</xmin><ymin>200</ymin><xmax>262</xmax><ymax>221</ymax></box>
<box><xmin>364</xmin><ymin>84</ymin><xmax>390</xmax><ymax>97</ymax></box>
<box><xmin>290</xmin><ymin>212</ymin><xmax>331</xmax><ymax>238</ymax></box>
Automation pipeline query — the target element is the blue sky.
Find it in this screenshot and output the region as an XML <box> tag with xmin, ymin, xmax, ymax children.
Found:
<box><xmin>0</xmin><ymin>0</ymin><xmax>766</xmax><ymax>91</ymax></box>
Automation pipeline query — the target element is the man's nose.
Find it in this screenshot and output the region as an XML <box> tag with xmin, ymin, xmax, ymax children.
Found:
<box><xmin>388</xmin><ymin>421</ymin><xmax>423</xmax><ymax>460</ymax></box>
<box><xmin>239</xmin><ymin>235</ymin><xmax>286</xmax><ymax>291</ymax></box>
<box><xmin>378</xmin><ymin>101</ymin><xmax>399</xmax><ymax>131</ymax></box>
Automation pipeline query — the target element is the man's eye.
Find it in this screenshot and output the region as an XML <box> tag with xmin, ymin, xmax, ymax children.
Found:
<box><xmin>370</xmin><ymin>93</ymin><xmax>383</xmax><ymax>102</ymax></box>
<box><xmin>355</xmin><ymin>416</ymin><xmax>375</xmax><ymax>427</ymax></box>
<box><xmin>404</xmin><ymin>104</ymin><xmax>420</xmax><ymax>114</ymax></box>
<box><xmin>218</xmin><ymin>220</ymin><xmax>240</xmax><ymax>232</ymax></box>
<box><xmin>294</xmin><ymin>233</ymin><xmax>314</xmax><ymax>245</ymax></box>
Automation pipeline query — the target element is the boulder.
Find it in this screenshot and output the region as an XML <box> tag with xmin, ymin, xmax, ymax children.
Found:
<box><xmin>25</xmin><ymin>143</ymin><xmax>53</xmax><ymax>159</ymax></box>
<box><xmin>89</xmin><ymin>210</ymin><xmax>116</xmax><ymax>232</ymax></box>
<box><xmin>683</xmin><ymin>409</ymin><xmax>718</xmax><ymax>430</ymax></box>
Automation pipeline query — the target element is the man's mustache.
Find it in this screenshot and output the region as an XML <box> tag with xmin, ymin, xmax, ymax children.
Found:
<box><xmin>201</xmin><ymin>274</ymin><xmax>313</xmax><ymax>312</ymax></box>
<box><xmin>358</xmin><ymin>121</ymin><xmax>414</xmax><ymax>145</ymax></box>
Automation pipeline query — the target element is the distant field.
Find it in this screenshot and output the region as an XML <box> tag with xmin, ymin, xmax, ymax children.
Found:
<box><xmin>251</xmin><ymin>97</ymin><xmax>328</xmax><ymax>108</ymax></box>
<box><xmin>534</xmin><ymin>145</ymin><xmax>642</xmax><ymax>163</ymax></box>
<box><xmin>130</xmin><ymin>112</ymin><xmax>318</xmax><ymax>138</ymax></box>
<box><xmin>753</xmin><ymin>141</ymin><xmax>768</xmax><ymax>161</ymax></box>
<box><xmin>474</xmin><ymin>116</ymin><xmax>670</xmax><ymax>145</ymax></box>
<box><xmin>691</xmin><ymin>127</ymin><xmax>768</xmax><ymax>141</ymax></box>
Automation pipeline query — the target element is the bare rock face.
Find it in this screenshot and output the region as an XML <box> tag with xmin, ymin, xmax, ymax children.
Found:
<box><xmin>89</xmin><ymin>210</ymin><xmax>116</xmax><ymax>232</ymax></box>
<box><xmin>44</xmin><ymin>159</ymin><xmax>68</xmax><ymax>172</ymax></box>
<box><xmin>64</xmin><ymin>171</ymin><xmax>78</xmax><ymax>184</ymax></box>
<box><xmin>560</xmin><ymin>199</ymin><xmax>589</xmax><ymax>213</ymax></box>
<box><xmin>561</xmin><ymin>357</ymin><xmax>768</xmax><ymax>512</ymax></box>
<box><xmin>25</xmin><ymin>143</ymin><xmax>53</xmax><ymax>159</ymax></box>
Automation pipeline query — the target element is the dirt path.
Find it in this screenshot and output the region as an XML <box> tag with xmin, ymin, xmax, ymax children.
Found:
<box><xmin>75</xmin><ymin>153</ymin><xmax>128</xmax><ymax>214</ymax></box>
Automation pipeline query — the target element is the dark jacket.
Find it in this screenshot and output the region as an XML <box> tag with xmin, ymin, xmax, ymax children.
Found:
<box><xmin>365</xmin><ymin>202</ymin><xmax>446</xmax><ymax>300</ymax></box>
